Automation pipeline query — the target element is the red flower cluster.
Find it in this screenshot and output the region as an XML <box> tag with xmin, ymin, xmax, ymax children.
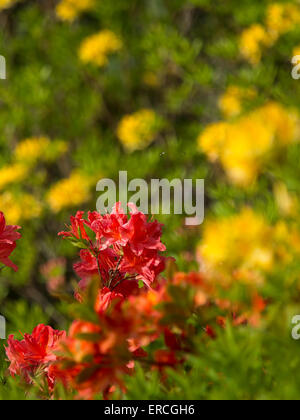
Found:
<box><xmin>59</xmin><ymin>203</ymin><xmax>167</xmax><ymax>296</ymax></box>
<box><xmin>4</xmin><ymin>205</ymin><xmax>172</xmax><ymax>398</ymax></box>
<box><xmin>0</xmin><ymin>212</ymin><xmax>21</xmax><ymax>271</ymax></box>
<box><xmin>4</xmin><ymin>205</ymin><xmax>266</xmax><ymax>400</ymax></box>
<box><xmin>54</xmin><ymin>284</ymin><xmax>173</xmax><ymax>399</ymax></box>
<box><xmin>6</xmin><ymin>325</ymin><xmax>66</xmax><ymax>391</ymax></box>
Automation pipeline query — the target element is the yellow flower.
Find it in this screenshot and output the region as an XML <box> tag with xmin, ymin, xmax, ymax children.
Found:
<box><xmin>0</xmin><ymin>192</ymin><xmax>42</xmax><ymax>224</ymax></box>
<box><xmin>266</xmin><ymin>3</ymin><xmax>300</xmax><ymax>38</ymax></box>
<box><xmin>222</xmin><ymin>114</ymin><xmax>273</xmax><ymax>186</ymax></box>
<box><xmin>198</xmin><ymin>102</ymin><xmax>300</xmax><ymax>186</ymax></box>
<box><xmin>47</xmin><ymin>171</ymin><xmax>93</xmax><ymax>213</ymax></box>
<box><xmin>257</xmin><ymin>102</ymin><xmax>300</xmax><ymax>146</ymax></box>
<box><xmin>218</xmin><ymin>86</ymin><xmax>257</xmax><ymax>118</ymax></box>
<box><xmin>274</xmin><ymin>182</ymin><xmax>298</xmax><ymax>217</ymax></box>
<box><xmin>0</xmin><ymin>0</ymin><xmax>19</xmax><ymax>10</ymax></box>
<box><xmin>198</xmin><ymin>115</ymin><xmax>273</xmax><ymax>186</ymax></box>
<box><xmin>240</xmin><ymin>3</ymin><xmax>300</xmax><ymax>66</ymax></box>
<box><xmin>79</xmin><ymin>30</ymin><xmax>122</xmax><ymax>67</ymax></box>
<box><xmin>239</xmin><ymin>24</ymin><xmax>273</xmax><ymax>65</ymax></box>
<box><xmin>197</xmin><ymin>122</ymin><xmax>228</xmax><ymax>162</ymax></box>
<box><xmin>15</xmin><ymin>137</ymin><xmax>50</xmax><ymax>162</ymax></box>
<box><xmin>117</xmin><ymin>109</ymin><xmax>161</xmax><ymax>152</ymax></box>
<box><xmin>198</xmin><ymin>208</ymin><xmax>276</xmax><ymax>286</ymax></box>
<box><xmin>0</xmin><ymin>163</ymin><xmax>28</xmax><ymax>191</ymax></box>
<box><xmin>56</xmin><ymin>0</ymin><xmax>94</xmax><ymax>22</ymax></box>
<box><xmin>14</xmin><ymin>137</ymin><xmax>67</xmax><ymax>165</ymax></box>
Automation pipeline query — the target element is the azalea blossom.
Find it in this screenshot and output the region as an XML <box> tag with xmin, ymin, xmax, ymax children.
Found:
<box><xmin>54</xmin><ymin>286</ymin><xmax>168</xmax><ymax>399</ymax></box>
<box><xmin>6</xmin><ymin>324</ymin><xmax>66</xmax><ymax>391</ymax></box>
<box><xmin>59</xmin><ymin>203</ymin><xmax>167</xmax><ymax>297</ymax></box>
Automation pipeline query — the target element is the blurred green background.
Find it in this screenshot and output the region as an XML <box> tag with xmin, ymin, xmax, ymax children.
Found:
<box><xmin>1</xmin><ymin>0</ymin><xmax>300</xmax><ymax>400</ymax></box>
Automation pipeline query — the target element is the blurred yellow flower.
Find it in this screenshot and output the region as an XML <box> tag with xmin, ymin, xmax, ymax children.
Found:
<box><xmin>0</xmin><ymin>0</ymin><xmax>19</xmax><ymax>10</ymax></box>
<box><xmin>266</xmin><ymin>3</ymin><xmax>300</xmax><ymax>38</ymax></box>
<box><xmin>240</xmin><ymin>3</ymin><xmax>300</xmax><ymax>65</ymax></box>
<box><xmin>47</xmin><ymin>171</ymin><xmax>93</xmax><ymax>213</ymax></box>
<box><xmin>79</xmin><ymin>30</ymin><xmax>122</xmax><ymax>67</ymax></box>
<box><xmin>0</xmin><ymin>192</ymin><xmax>42</xmax><ymax>224</ymax></box>
<box><xmin>221</xmin><ymin>114</ymin><xmax>273</xmax><ymax>186</ymax></box>
<box><xmin>259</xmin><ymin>102</ymin><xmax>300</xmax><ymax>146</ymax></box>
<box><xmin>198</xmin><ymin>102</ymin><xmax>300</xmax><ymax>186</ymax></box>
<box><xmin>199</xmin><ymin>121</ymin><xmax>228</xmax><ymax>163</ymax></box>
<box><xmin>239</xmin><ymin>24</ymin><xmax>273</xmax><ymax>65</ymax></box>
<box><xmin>117</xmin><ymin>109</ymin><xmax>161</xmax><ymax>152</ymax></box>
<box><xmin>14</xmin><ymin>137</ymin><xmax>67</xmax><ymax>165</ymax></box>
<box><xmin>56</xmin><ymin>0</ymin><xmax>94</xmax><ymax>22</ymax></box>
<box><xmin>274</xmin><ymin>182</ymin><xmax>298</xmax><ymax>217</ymax></box>
<box><xmin>273</xmin><ymin>221</ymin><xmax>300</xmax><ymax>264</ymax></box>
<box><xmin>198</xmin><ymin>208</ymin><xmax>277</xmax><ymax>286</ymax></box>
<box><xmin>0</xmin><ymin>164</ymin><xmax>28</xmax><ymax>191</ymax></box>
<box><xmin>199</xmin><ymin>206</ymin><xmax>300</xmax><ymax>287</ymax></box>
<box><xmin>15</xmin><ymin>137</ymin><xmax>50</xmax><ymax>162</ymax></box>
<box><xmin>218</xmin><ymin>86</ymin><xmax>257</xmax><ymax>118</ymax></box>
<box><xmin>198</xmin><ymin>118</ymin><xmax>272</xmax><ymax>187</ymax></box>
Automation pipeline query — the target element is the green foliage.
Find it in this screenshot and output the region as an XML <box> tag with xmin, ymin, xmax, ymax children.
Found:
<box><xmin>124</xmin><ymin>316</ymin><xmax>300</xmax><ymax>401</ymax></box>
<box><xmin>0</xmin><ymin>0</ymin><xmax>300</xmax><ymax>400</ymax></box>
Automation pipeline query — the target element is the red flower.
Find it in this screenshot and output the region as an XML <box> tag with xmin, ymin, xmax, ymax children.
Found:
<box><xmin>58</xmin><ymin>211</ymin><xmax>90</xmax><ymax>241</ymax></box>
<box><xmin>95</xmin><ymin>287</ymin><xmax>124</xmax><ymax>314</ymax></box>
<box><xmin>60</xmin><ymin>203</ymin><xmax>167</xmax><ymax>298</ymax></box>
<box><xmin>0</xmin><ymin>211</ymin><xmax>21</xmax><ymax>271</ymax></box>
<box><xmin>73</xmin><ymin>248</ymin><xmax>134</xmax><ymax>297</ymax></box>
<box><xmin>88</xmin><ymin>202</ymin><xmax>166</xmax><ymax>255</ymax></box>
<box><xmin>89</xmin><ymin>202</ymin><xmax>128</xmax><ymax>248</ymax></box>
<box><xmin>55</xmin><ymin>285</ymin><xmax>169</xmax><ymax>399</ymax></box>
<box><xmin>123</xmin><ymin>203</ymin><xmax>166</xmax><ymax>256</ymax></box>
<box><xmin>54</xmin><ymin>319</ymin><xmax>131</xmax><ymax>399</ymax></box>
<box><xmin>6</xmin><ymin>324</ymin><xmax>66</xmax><ymax>389</ymax></box>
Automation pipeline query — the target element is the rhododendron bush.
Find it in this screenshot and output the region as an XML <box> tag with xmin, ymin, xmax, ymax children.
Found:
<box><xmin>4</xmin><ymin>203</ymin><xmax>259</xmax><ymax>399</ymax></box>
<box><xmin>1</xmin><ymin>0</ymin><xmax>300</xmax><ymax>401</ymax></box>
<box><xmin>0</xmin><ymin>204</ymin><xmax>298</xmax><ymax>400</ymax></box>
